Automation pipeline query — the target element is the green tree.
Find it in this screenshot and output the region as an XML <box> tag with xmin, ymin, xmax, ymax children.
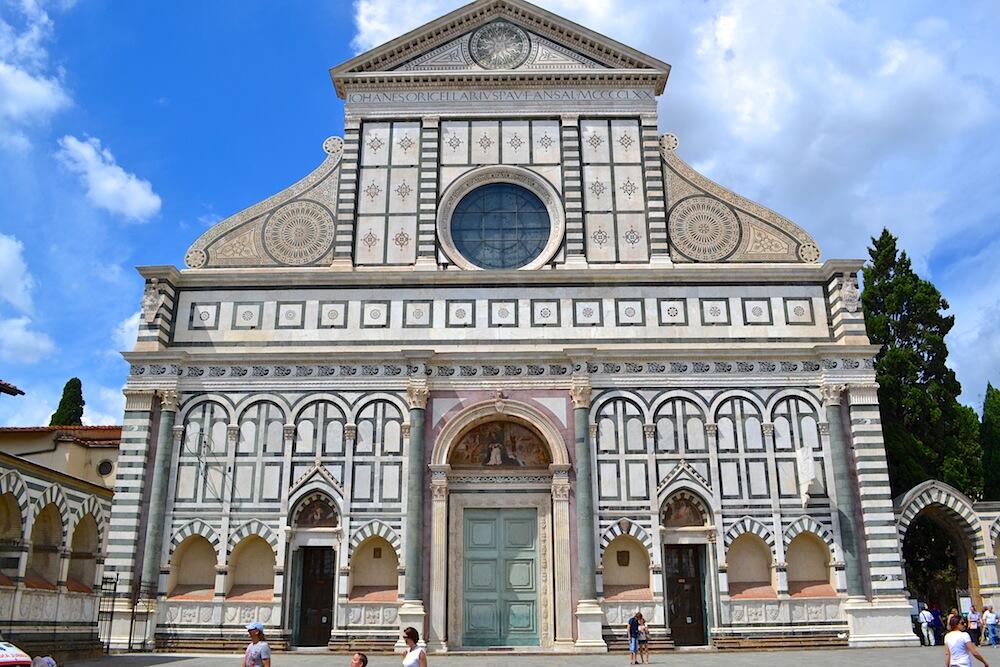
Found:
<box><xmin>49</xmin><ymin>377</ymin><xmax>85</xmax><ymax>426</ymax></box>
<box><xmin>982</xmin><ymin>383</ymin><xmax>1000</xmax><ymax>500</ymax></box>
<box><xmin>862</xmin><ymin>229</ymin><xmax>977</xmax><ymax>498</ymax></box>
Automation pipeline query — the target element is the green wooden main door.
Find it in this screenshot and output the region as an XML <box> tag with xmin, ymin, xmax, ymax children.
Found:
<box><xmin>463</xmin><ymin>508</ymin><xmax>539</xmax><ymax>646</ymax></box>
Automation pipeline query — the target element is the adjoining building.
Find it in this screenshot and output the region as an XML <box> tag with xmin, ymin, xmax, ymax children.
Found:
<box><xmin>102</xmin><ymin>0</ymin><xmax>980</xmax><ymax>652</ymax></box>
<box><xmin>0</xmin><ymin>426</ymin><xmax>118</xmax><ymax>661</ymax></box>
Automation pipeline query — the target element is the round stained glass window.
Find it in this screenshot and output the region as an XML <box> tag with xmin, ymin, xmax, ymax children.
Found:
<box><xmin>449</xmin><ymin>183</ymin><xmax>551</xmax><ymax>269</ymax></box>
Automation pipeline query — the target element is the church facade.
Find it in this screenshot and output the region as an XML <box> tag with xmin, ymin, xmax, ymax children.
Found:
<box><xmin>106</xmin><ymin>0</ymin><xmax>923</xmax><ymax>652</ymax></box>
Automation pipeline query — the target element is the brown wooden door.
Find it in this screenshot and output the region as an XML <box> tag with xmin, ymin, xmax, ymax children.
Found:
<box><xmin>298</xmin><ymin>547</ymin><xmax>335</xmax><ymax>646</ymax></box>
<box><xmin>663</xmin><ymin>545</ymin><xmax>706</xmax><ymax>646</ymax></box>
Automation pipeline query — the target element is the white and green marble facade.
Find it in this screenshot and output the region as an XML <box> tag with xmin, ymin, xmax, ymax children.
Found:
<box><xmin>107</xmin><ymin>0</ymin><xmax>924</xmax><ymax>652</ymax></box>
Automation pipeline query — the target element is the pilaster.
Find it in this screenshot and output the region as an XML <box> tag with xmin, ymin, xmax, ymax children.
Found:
<box><xmin>398</xmin><ymin>379</ymin><xmax>429</xmax><ymax>647</ymax></box>
<box><xmin>416</xmin><ymin>115</ymin><xmax>440</xmax><ymax>268</ymax></box>
<box><xmin>332</xmin><ymin>118</ymin><xmax>361</xmax><ymax>269</ymax></box>
<box><xmin>560</xmin><ymin>114</ymin><xmax>587</xmax><ymax>266</ymax></box>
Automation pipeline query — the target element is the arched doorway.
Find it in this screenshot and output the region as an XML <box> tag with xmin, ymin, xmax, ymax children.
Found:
<box><xmin>659</xmin><ymin>490</ymin><xmax>714</xmax><ymax>646</ymax></box>
<box><xmin>287</xmin><ymin>492</ymin><xmax>340</xmax><ymax>647</ymax></box>
<box><xmin>896</xmin><ymin>481</ymin><xmax>984</xmax><ymax>612</ymax></box>
<box><xmin>426</xmin><ymin>399</ymin><xmax>574</xmax><ymax>651</ymax></box>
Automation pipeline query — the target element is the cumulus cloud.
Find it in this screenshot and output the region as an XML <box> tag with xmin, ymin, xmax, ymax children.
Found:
<box><xmin>111</xmin><ymin>310</ymin><xmax>139</xmax><ymax>353</ymax></box>
<box><xmin>0</xmin><ymin>315</ymin><xmax>55</xmax><ymax>362</ymax></box>
<box><xmin>55</xmin><ymin>135</ymin><xmax>162</xmax><ymax>222</ymax></box>
<box><xmin>0</xmin><ymin>232</ymin><xmax>35</xmax><ymax>312</ymax></box>
<box><xmin>82</xmin><ymin>384</ymin><xmax>125</xmax><ymax>425</ymax></box>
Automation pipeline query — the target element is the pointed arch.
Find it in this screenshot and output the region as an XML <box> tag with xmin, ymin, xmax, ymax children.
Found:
<box><xmin>725</xmin><ymin>516</ymin><xmax>775</xmax><ymax>550</ymax></box>
<box><xmin>31</xmin><ymin>484</ymin><xmax>70</xmax><ymax>540</ymax></box>
<box><xmin>71</xmin><ymin>496</ymin><xmax>108</xmax><ymax>539</ymax></box>
<box><xmin>228</xmin><ymin>519</ymin><xmax>279</xmax><ymax>553</ymax></box>
<box><xmin>783</xmin><ymin>516</ymin><xmax>835</xmax><ymax>552</ymax></box>
<box><xmin>599</xmin><ymin>518</ymin><xmax>654</xmax><ymax>561</ymax></box>
<box><xmin>0</xmin><ymin>470</ymin><xmax>29</xmax><ymax>522</ymax></box>
<box><xmin>895</xmin><ymin>479</ymin><xmax>985</xmax><ymax>559</ymax></box>
<box><xmin>170</xmin><ymin>519</ymin><xmax>221</xmax><ymax>556</ymax></box>
<box><xmin>348</xmin><ymin>520</ymin><xmax>402</xmax><ymax>562</ymax></box>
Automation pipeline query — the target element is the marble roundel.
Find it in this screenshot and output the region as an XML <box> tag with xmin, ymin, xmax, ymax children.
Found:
<box><xmin>668</xmin><ymin>196</ymin><xmax>741</xmax><ymax>262</ymax></box>
<box><xmin>262</xmin><ymin>199</ymin><xmax>334</xmax><ymax>266</ymax></box>
<box><xmin>185</xmin><ymin>248</ymin><xmax>207</xmax><ymax>269</ymax></box>
<box><xmin>470</xmin><ymin>20</ymin><xmax>531</xmax><ymax>70</ymax></box>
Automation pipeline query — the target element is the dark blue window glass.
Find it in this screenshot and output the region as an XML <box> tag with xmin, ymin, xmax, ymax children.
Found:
<box><xmin>451</xmin><ymin>183</ymin><xmax>551</xmax><ymax>269</ymax></box>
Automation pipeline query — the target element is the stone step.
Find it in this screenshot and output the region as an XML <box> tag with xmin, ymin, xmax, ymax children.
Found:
<box><xmin>713</xmin><ymin>633</ymin><xmax>848</xmax><ymax>651</ymax></box>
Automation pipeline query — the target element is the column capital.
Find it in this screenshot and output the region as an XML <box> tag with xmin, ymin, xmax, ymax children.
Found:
<box><xmin>570</xmin><ymin>378</ymin><xmax>592</xmax><ymax>409</ymax></box>
<box><xmin>560</xmin><ymin>113</ymin><xmax>580</xmax><ymax>126</ymax></box>
<box><xmin>226</xmin><ymin>424</ymin><xmax>239</xmax><ymax>445</ymax></box>
<box><xmin>123</xmin><ymin>388</ymin><xmax>156</xmax><ymax>411</ymax></box>
<box><xmin>761</xmin><ymin>422</ymin><xmax>774</xmax><ymax>436</ymax></box>
<box><xmin>345</xmin><ymin>423</ymin><xmax>357</xmax><ymax>442</ymax></box>
<box><xmin>818</xmin><ymin>422</ymin><xmax>831</xmax><ymax>435</ymax></box>
<box><xmin>401</xmin><ymin>422</ymin><xmax>411</xmax><ymax>438</ymax></box>
<box><xmin>848</xmin><ymin>382</ymin><xmax>880</xmax><ymax>406</ymax></box>
<box><xmin>820</xmin><ymin>383</ymin><xmax>848</xmax><ymax>406</ymax></box>
<box><xmin>159</xmin><ymin>389</ymin><xmax>180</xmax><ymax>412</ymax></box>
<box><xmin>171</xmin><ymin>425</ymin><xmax>185</xmax><ymax>444</ymax></box>
<box><xmin>588</xmin><ymin>423</ymin><xmax>598</xmax><ymax>438</ymax></box>
<box><xmin>421</xmin><ymin>115</ymin><xmax>440</xmax><ymax>128</ymax></box>
<box><xmin>406</xmin><ymin>382</ymin><xmax>430</xmax><ymax>410</ymax></box>
<box><xmin>705</xmin><ymin>422</ymin><xmax>718</xmax><ymax>436</ymax></box>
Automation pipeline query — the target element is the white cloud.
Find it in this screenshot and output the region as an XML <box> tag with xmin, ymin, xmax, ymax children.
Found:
<box><xmin>82</xmin><ymin>384</ymin><xmax>125</xmax><ymax>425</ymax></box>
<box><xmin>0</xmin><ymin>232</ymin><xmax>35</xmax><ymax>312</ymax></box>
<box><xmin>55</xmin><ymin>135</ymin><xmax>162</xmax><ymax>222</ymax></box>
<box><xmin>0</xmin><ymin>315</ymin><xmax>55</xmax><ymax>363</ymax></box>
<box><xmin>111</xmin><ymin>310</ymin><xmax>139</xmax><ymax>353</ymax></box>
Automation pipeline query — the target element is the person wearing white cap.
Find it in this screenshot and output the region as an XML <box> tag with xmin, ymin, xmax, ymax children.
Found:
<box><xmin>244</xmin><ymin>621</ymin><xmax>271</xmax><ymax>667</ymax></box>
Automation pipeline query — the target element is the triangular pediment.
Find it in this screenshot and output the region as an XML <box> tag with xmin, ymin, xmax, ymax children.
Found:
<box><xmin>331</xmin><ymin>0</ymin><xmax>669</xmax><ymax>96</ymax></box>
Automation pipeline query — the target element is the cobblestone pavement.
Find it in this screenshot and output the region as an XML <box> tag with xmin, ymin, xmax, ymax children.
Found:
<box><xmin>71</xmin><ymin>646</ymin><xmax>959</xmax><ymax>667</ymax></box>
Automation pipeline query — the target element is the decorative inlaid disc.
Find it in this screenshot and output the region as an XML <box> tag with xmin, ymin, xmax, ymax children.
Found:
<box><xmin>668</xmin><ymin>196</ymin><xmax>741</xmax><ymax>261</ymax></box>
<box><xmin>470</xmin><ymin>20</ymin><xmax>531</xmax><ymax>70</ymax></box>
<box><xmin>262</xmin><ymin>200</ymin><xmax>334</xmax><ymax>266</ymax></box>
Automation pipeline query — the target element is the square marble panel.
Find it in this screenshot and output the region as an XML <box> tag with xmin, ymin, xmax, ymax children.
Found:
<box><xmin>742</xmin><ymin>298</ymin><xmax>773</xmax><ymax>325</ymax></box>
<box><xmin>784</xmin><ymin>298</ymin><xmax>815</xmax><ymax>325</ymax></box>
<box><xmin>440</xmin><ymin>121</ymin><xmax>469</xmax><ymax>165</ymax></box>
<box><xmin>658</xmin><ymin>298</ymin><xmax>688</xmax><ymax>326</ymax></box>
<box><xmin>388</xmin><ymin>168</ymin><xmax>419</xmax><ymax>214</ymax></box>
<box><xmin>360</xmin><ymin>122</ymin><xmax>390</xmax><ymax>167</ymax></box>
<box><xmin>489</xmin><ymin>300</ymin><xmax>518</xmax><ymax>327</ymax></box>
<box><xmin>446</xmin><ymin>300</ymin><xmax>475</xmax><ymax>327</ymax></box>
<box><xmin>616</xmin><ymin>213</ymin><xmax>648</xmax><ymax>262</ymax></box>
<box><xmin>585</xmin><ymin>213</ymin><xmax>615</xmax><ymax>262</ymax></box>
<box><xmin>232</xmin><ymin>302</ymin><xmax>262</xmax><ymax>330</ymax></box>
<box><xmin>354</xmin><ymin>217</ymin><xmax>385</xmax><ymax>265</ymax></box>
<box><xmin>531</xmin><ymin>299</ymin><xmax>560</xmax><ymax>327</ymax></box>
<box><xmin>189</xmin><ymin>302</ymin><xmax>219</xmax><ymax>330</ymax></box>
<box><xmin>616</xmin><ymin>298</ymin><xmax>645</xmax><ymax>326</ymax></box>
<box><xmin>610</xmin><ymin>119</ymin><xmax>642</xmax><ymax>164</ymax></box>
<box><xmin>469</xmin><ymin>121</ymin><xmax>500</xmax><ymax>164</ymax></box>
<box><xmin>357</xmin><ymin>167</ymin><xmax>388</xmax><ymax>215</ymax></box>
<box><xmin>580</xmin><ymin>119</ymin><xmax>610</xmax><ymax>163</ymax></box>
<box><xmin>573</xmin><ymin>299</ymin><xmax>603</xmax><ymax>326</ymax></box>
<box><xmin>404</xmin><ymin>300</ymin><xmax>433</xmax><ymax>328</ymax></box>
<box><xmin>531</xmin><ymin>120</ymin><xmax>560</xmax><ymax>163</ymax></box>
<box><xmin>612</xmin><ymin>165</ymin><xmax>645</xmax><ymax>212</ymax></box>
<box><xmin>319</xmin><ymin>301</ymin><xmax>348</xmax><ymax>329</ymax></box>
<box><xmin>390</xmin><ymin>122</ymin><xmax>420</xmax><ymax>166</ymax></box>
<box><xmin>583</xmin><ymin>165</ymin><xmax>612</xmax><ymax>211</ymax></box>
<box><xmin>501</xmin><ymin>120</ymin><xmax>530</xmax><ymax>164</ymax></box>
<box><xmin>362</xmin><ymin>301</ymin><xmax>391</xmax><ymax>328</ymax></box>
<box><xmin>700</xmin><ymin>298</ymin><xmax>731</xmax><ymax>326</ymax></box>
<box><xmin>275</xmin><ymin>301</ymin><xmax>305</xmax><ymax>329</ymax></box>
<box><xmin>385</xmin><ymin>216</ymin><xmax>417</xmax><ymax>265</ymax></box>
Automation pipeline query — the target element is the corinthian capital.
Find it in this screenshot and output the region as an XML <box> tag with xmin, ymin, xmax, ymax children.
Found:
<box><xmin>159</xmin><ymin>390</ymin><xmax>180</xmax><ymax>412</ymax></box>
<box><xmin>406</xmin><ymin>382</ymin><xmax>429</xmax><ymax>410</ymax></box>
<box><xmin>820</xmin><ymin>384</ymin><xmax>847</xmax><ymax>406</ymax></box>
<box><xmin>570</xmin><ymin>378</ymin><xmax>592</xmax><ymax>409</ymax></box>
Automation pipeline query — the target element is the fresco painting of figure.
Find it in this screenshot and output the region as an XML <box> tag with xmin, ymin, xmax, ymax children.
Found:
<box><xmin>449</xmin><ymin>420</ymin><xmax>551</xmax><ymax>469</ymax></box>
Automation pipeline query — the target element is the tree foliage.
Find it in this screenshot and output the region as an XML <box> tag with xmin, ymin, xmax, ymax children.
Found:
<box><xmin>49</xmin><ymin>377</ymin><xmax>85</xmax><ymax>426</ymax></box>
<box><xmin>982</xmin><ymin>383</ymin><xmax>1000</xmax><ymax>501</ymax></box>
<box><xmin>862</xmin><ymin>229</ymin><xmax>980</xmax><ymax>498</ymax></box>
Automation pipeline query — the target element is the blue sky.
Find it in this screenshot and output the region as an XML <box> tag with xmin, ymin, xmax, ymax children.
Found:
<box><xmin>0</xmin><ymin>0</ymin><xmax>998</xmax><ymax>425</ymax></box>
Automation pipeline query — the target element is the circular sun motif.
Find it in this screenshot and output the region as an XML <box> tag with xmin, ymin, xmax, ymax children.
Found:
<box><xmin>185</xmin><ymin>248</ymin><xmax>207</xmax><ymax>269</ymax></box>
<box><xmin>323</xmin><ymin>136</ymin><xmax>343</xmax><ymax>155</ymax></box>
<box><xmin>668</xmin><ymin>196</ymin><xmax>740</xmax><ymax>262</ymax></box>
<box><xmin>262</xmin><ymin>200</ymin><xmax>334</xmax><ymax>266</ymax></box>
<box><xmin>470</xmin><ymin>20</ymin><xmax>531</xmax><ymax>70</ymax></box>
<box><xmin>798</xmin><ymin>242</ymin><xmax>821</xmax><ymax>263</ymax></box>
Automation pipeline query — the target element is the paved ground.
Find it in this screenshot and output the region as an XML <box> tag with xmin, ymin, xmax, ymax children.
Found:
<box><xmin>70</xmin><ymin>646</ymin><xmax>963</xmax><ymax>667</ymax></box>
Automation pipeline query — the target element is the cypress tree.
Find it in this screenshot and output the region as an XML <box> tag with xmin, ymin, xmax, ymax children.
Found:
<box><xmin>49</xmin><ymin>377</ymin><xmax>85</xmax><ymax>426</ymax></box>
<box><xmin>983</xmin><ymin>383</ymin><xmax>1000</xmax><ymax>500</ymax></box>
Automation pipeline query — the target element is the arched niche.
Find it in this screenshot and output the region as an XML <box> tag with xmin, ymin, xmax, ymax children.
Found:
<box><xmin>292</xmin><ymin>493</ymin><xmax>340</xmax><ymax>529</ymax></box>
<box><xmin>349</xmin><ymin>535</ymin><xmax>399</xmax><ymax>602</ymax></box>
<box><xmin>26</xmin><ymin>503</ymin><xmax>62</xmax><ymax>589</ymax></box>
<box><xmin>786</xmin><ymin>532</ymin><xmax>834</xmax><ymax>598</ymax></box>
<box><xmin>448</xmin><ymin>420</ymin><xmax>552</xmax><ymax>469</ymax></box>
<box><xmin>0</xmin><ymin>492</ymin><xmax>22</xmax><ymax>586</ymax></box>
<box><xmin>226</xmin><ymin>536</ymin><xmax>275</xmax><ymax>601</ymax></box>
<box><xmin>601</xmin><ymin>534</ymin><xmax>651</xmax><ymax>601</ymax></box>
<box><xmin>168</xmin><ymin>535</ymin><xmax>217</xmax><ymax>600</ymax></box>
<box><xmin>727</xmin><ymin>533</ymin><xmax>775</xmax><ymax>599</ymax></box>
<box><xmin>67</xmin><ymin>513</ymin><xmax>99</xmax><ymax>592</ymax></box>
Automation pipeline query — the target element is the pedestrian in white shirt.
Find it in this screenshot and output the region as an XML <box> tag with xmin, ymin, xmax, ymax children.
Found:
<box><xmin>921</xmin><ymin>604</ymin><xmax>937</xmax><ymax>646</ymax></box>
<box><xmin>945</xmin><ymin>615</ymin><xmax>990</xmax><ymax>667</ymax></box>
<box><xmin>984</xmin><ymin>606</ymin><xmax>999</xmax><ymax>647</ymax></box>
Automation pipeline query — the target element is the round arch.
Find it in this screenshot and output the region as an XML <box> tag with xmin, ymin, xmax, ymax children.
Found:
<box><xmin>178</xmin><ymin>395</ymin><xmax>235</xmax><ymax>424</ymax></box>
<box><xmin>895</xmin><ymin>479</ymin><xmax>984</xmax><ymax>560</ymax></box>
<box><xmin>431</xmin><ymin>399</ymin><xmax>570</xmax><ymax>467</ymax></box>
<box><xmin>708</xmin><ymin>389</ymin><xmax>768</xmax><ymax>421</ymax></box>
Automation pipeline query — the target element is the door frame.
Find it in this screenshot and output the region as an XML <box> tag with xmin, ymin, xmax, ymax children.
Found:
<box><xmin>662</xmin><ymin>543</ymin><xmax>708</xmax><ymax>646</ymax></box>
<box><xmin>286</xmin><ymin>529</ymin><xmax>341</xmax><ymax>647</ymax></box>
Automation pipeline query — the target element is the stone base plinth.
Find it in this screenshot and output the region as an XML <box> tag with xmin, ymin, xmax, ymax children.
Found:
<box><xmin>394</xmin><ymin>599</ymin><xmax>427</xmax><ymax>652</ymax></box>
<box><xmin>845</xmin><ymin>596</ymin><xmax>920</xmax><ymax>647</ymax></box>
<box><xmin>574</xmin><ymin>600</ymin><xmax>608</xmax><ymax>651</ymax></box>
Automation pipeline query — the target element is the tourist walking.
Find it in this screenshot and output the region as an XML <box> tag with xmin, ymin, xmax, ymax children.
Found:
<box><xmin>401</xmin><ymin>626</ymin><xmax>427</xmax><ymax>667</ymax></box>
<box><xmin>636</xmin><ymin>612</ymin><xmax>650</xmax><ymax>664</ymax></box>
<box><xmin>921</xmin><ymin>604</ymin><xmax>937</xmax><ymax>646</ymax></box>
<box><xmin>945</xmin><ymin>614</ymin><xmax>990</xmax><ymax>667</ymax></box>
<box><xmin>971</xmin><ymin>606</ymin><xmax>984</xmax><ymax>645</ymax></box>
<box><xmin>243</xmin><ymin>622</ymin><xmax>271</xmax><ymax>667</ymax></box>
<box><xmin>985</xmin><ymin>606</ymin><xmax>999</xmax><ymax>647</ymax></box>
<box><xmin>626</xmin><ymin>611</ymin><xmax>640</xmax><ymax>665</ymax></box>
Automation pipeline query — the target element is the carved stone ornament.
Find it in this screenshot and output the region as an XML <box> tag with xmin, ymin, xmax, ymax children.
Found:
<box><xmin>705</xmin><ymin>423</ymin><xmax>718</xmax><ymax>436</ymax></box>
<box><xmin>848</xmin><ymin>382</ymin><xmax>880</xmax><ymax>406</ymax></box>
<box><xmin>841</xmin><ymin>273</ymin><xmax>861</xmax><ymax>313</ymax></box>
<box><xmin>643</xmin><ymin>423</ymin><xmax>656</xmax><ymax>438</ymax></box>
<box><xmin>820</xmin><ymin>384</ymin><xmax>847</xmax><ymax>406</ymax></box>
<box><xmin>570</xmin><ymin>380</ymin><xmax>592</xmax><ymax>409</ymax></box>
<box><xmin>551</xmin><ymin>483</ymin><xmax>570</xmax><ymax>500</ymax></box>
<box><xmin>159</xmin><ymin>389</ymin><xmax>180</xmax><ymax>412</ymax></box>
<box><xmin>401</xmin><ymin>422</ymin><xmax>411</xmax><ymax>438</ymax></box>
<box><xmin>344</xmin><ymin>424</ymin><xmax>358</xmax><ymax>441</ymax></box>
<box><xmin>493</xmin><ymin>388</ymin><xmax>506</xmax><ymax>413</ymax></box>
<box><xmin>140</xmin><ymin>278</ymin><xmax>164</xmax><ymax>325</ymax></box>
<box><xmin>227</xmin><ymin>424</ymin><xmax>239</xmax><ymax>445</ymax></box>
<box><xmin>469</xmin><ymin>20</ymin><xmax>531</xmax><ymax>70</ymax></box>
<box><xmin>432</xmin><ymin>484</ymin><xmax>448</xmax><ymax>500</ymax></box>
<box><xmin>588</xmin><ymin>424</ymin><xmax>598</xmax><ymax>438</ymax></box>
<box><xmin>283</xmin><ymin>424</ymin><xmax>296</xmax><ymax>441</ymax></box>
<box><xmin>406</xmin><ymin>384</ymin><xmax>430</xmax><ymax>410</ymax></box>
<box><xmin>761</xmin><ymin>422</ymin><xmax>774</xmax><ymax>437</ymax></box>
<box><xmin>262</xmin><ymin>199</ymin><xmax>335</xmax><ymax>266</ymax></box>
<box><xmin>668</xmin><ymin>196</ymin><xmax>741</xmax><ymax>262</ymax></box>
<box><xmin>172</xmin><ymin>424</ymin><xmax>185</xmax><ymax>443</ymax></box>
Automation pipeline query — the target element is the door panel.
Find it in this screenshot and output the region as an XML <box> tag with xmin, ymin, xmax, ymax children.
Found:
<box><xmin>463</xmin><ymin>508</ymin><xmax>539</xmax><ymax>646</ymax></box>
<box><xmin>663</xmin><ymin>545</ymin><xmax>707</xmax><ymax>646</ymax></box>
<box><xmin>297</xmin><ymin>547</ymin><xmax>335</xmax><ymax>646</ymax></box>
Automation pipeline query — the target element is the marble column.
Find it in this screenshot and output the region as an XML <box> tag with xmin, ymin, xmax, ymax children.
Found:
<box><xmin>139</xmin><ymin>390</ymin><xmax>179</xmax><ymax>593</ymax></box>
<box><xmin>398</xmin><ymin>381</ymin><xmax>429</xmax><ymax>646</ymax></box>
<box><xmin>551</xmin><ymin>465</ymin><xmax>574</xmax><ymax>648</ymax></box>
<box><xmin>822</xmin><ymin>384</ymin><xmax>865</xmax><ymax>597</ymax></box>
<box><xmin>571</xmin><ymin>378</ymin><xmax>607</xmax><ymax>650</ymax></box>
<box><xmin>427</xmin><ymin>465</ymin><xmax>449</xmax><ymax>651</ymax></box>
